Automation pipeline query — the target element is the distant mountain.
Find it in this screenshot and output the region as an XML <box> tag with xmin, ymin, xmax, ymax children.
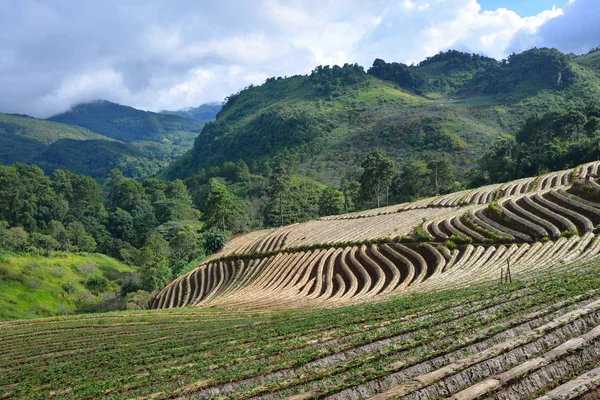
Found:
<box><xmin>48</xmin><ymin>100</ymin><xmax>204</xmax><ymax>143</ymax></box>
<box><xmin>573</xmin><ymin>47</ymin><xmax>600</xmax><ymax>70</ymax></box>
<box><xmin>162</xmin><ymin>47</ymin><xmax>600</xmax><ymax>184</ymax></box>
<box><xmin>31</xmin><ymin>139</ymin><xmax>166</xmax><ymax>181</ymax></box>
<box><xmin>161</xmin><ymin>103</ymin><xmax>221</xmax><ymax>123</ymax></box>
<box><xmin>0</xmin><ymin>103</ymin><xmax>201</xmax><ymax>180</ymax></box>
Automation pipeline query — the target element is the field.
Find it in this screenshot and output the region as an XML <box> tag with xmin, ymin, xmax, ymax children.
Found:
<box><xmin>3</xmin><ymin>259</ymin><xmax>600</xmax><ymax>398</ymax></box>
<box><xmin>6</xmin><ymin>162</ymin><xmax>600</xmax><ymax>398</ymax></box>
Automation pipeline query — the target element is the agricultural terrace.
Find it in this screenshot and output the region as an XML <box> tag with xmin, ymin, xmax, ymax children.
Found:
<box><xmin>154</xmin><ymin>161</ymin><xmax>600</xmax><ymax>311</ymax></box>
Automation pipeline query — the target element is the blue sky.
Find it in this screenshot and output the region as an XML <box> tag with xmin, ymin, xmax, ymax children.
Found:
<box><xmin>0</xmin><ymin>0</ymin><xmax>597</xmax><ymax>117</ymax></box>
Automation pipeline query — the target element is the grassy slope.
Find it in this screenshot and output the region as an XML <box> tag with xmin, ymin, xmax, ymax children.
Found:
<box><xmin>574</xmin><ymin>48</ymin><xmax>600</xmax><ymax>70</ymax></box>
<box><xmin>0</xmin><ymin>112</ymin><xmax>108</xmax><ymax>145</ymax></box>
<box><xmin>0</xmin><ymin>252</ymin><xmax>135</xmax><ymax>321</ymax></box>
<box><xmin>166</xmin><ymin>53</ymin><xmax>600</xmax><ymax>185</ymax></box>
<box><xmin>161</xmin><ymin>103</ymin><xmax>222</xmax><ymax>123</ymax></box>
<box><xmin>0</xmin><ymin>105</ymin><xmax>205</xmax><ymax>180</ymax></box>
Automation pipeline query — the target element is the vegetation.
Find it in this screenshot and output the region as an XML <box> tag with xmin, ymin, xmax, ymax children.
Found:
<box><xmin>4</xmin><ymin>258</ymin><xmax>600</xmax><ymax>398</ymax></box>
<box><xmin>160</xmin><ymin>103</ymin><xmax>221</xmax><ymax>122</ymax></box>
<box><xmin>164</xmin><ymin>47</ymin><xmax>600</xmax><ymax>197</ymax></box>
<box><xmin>0</xmin><ymin>101</ymin><xmax>216</xmax><ymax>180</ymax></box>
<box><xmin>0</xmin><ymin>163</ymin><xmax>215</xmax><ymax>299</ymax></box>
<box><xmin>0</xmin><ymin>252</ymin><xmax>136</xmax><ymax>320</ymax></box>
<box><xmin>473</xmin><ymin>107</ymin><xmax>600</xmax><ymax>184</ymax></box>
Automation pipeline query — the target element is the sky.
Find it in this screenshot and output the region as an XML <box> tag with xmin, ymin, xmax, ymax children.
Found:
<box><xmin>0</xmin><ymin>0</ymin><xmax>598</xmax><ymax>118</ymax></box>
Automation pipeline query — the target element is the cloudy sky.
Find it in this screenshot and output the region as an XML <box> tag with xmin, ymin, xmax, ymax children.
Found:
<box><xmin>0</xmin><ymin>0</ymin><xmax>598</xmax><ymax>118</ymax></box>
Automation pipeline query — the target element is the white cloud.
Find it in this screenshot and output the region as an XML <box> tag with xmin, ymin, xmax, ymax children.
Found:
<box><xmin>509</xmin><ymin>0</ymin><xmax>600</xmax><ymax>55</ymax></box>
<box><xmin>0</xmin><ymin>0</ymin><xmax>592</xmax><ymax>118</ymax></box>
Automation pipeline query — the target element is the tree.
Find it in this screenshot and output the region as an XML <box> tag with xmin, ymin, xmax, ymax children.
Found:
<box><xmin>46</xmin><ymin>220</ymin><xmax>68</xmax><ymax>250</ymax></box>
<box><xmin>268</xmin><ymin>165</ymin><xmax>291</xmax><ymax>226</ymax></box>
<box><xmin>169</xmin><ymin>226</ymin><xmax>202</xmax><ymax>266</ymax></box>
<box><xmin>427</xmin><ymin>157</ymin><xmax>457</xmax><ymax>195</ymax></box>
<box><xmin>359</xmin><ymin>150</ymin><xmax>397</xmax><ymax>208</ymax></box>
<box><xmin>138</xmin><ymin>232</ymin><xmax>171</xmax><ymax>291</ymax></box>
<box><xmin>203</xmin><ymin>178</ymin><xmax>236</xmax><ymax>230</ymax></box>
<box><xmin>393</xmin><ymin>160</ymin><xmax>431</xmax><ymax>201</ymax></box>
<box><xmin>340</xmin><ymin>178</ymin><xmax>361</xmax><ymax>213</ymax></box>
<box><xmin>203</xmin><ymin>228</ymin><xmax>229</xmax><ymax>254</ymax></box>
<box><xmin>318</xmin><ymin>187</ymin><xmax>345</xmax><ymax>216</ymax></box>
<box><xmin>66</xmin><ymin>221</ymin><xmax>97</xmax><ymax>252</ymax></box>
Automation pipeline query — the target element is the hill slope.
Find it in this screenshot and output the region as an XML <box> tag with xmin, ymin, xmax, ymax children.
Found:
<box><xmin>0</xmin><ymin>113</ymin><xmax>170</xmax><ymax>180</ymax></box>
<box><xmin>6</xmin><ymin>164</ymin><xmax>600</xmax><ymax>398</ymax></box>
<box><xmin>164</xmin><ymin>48</ymin><xmax>600</xmax><ymax>184</ymax></box>
<box><xmin>3</xmin><ymin>245</ymin><xmax>600</xmax><ymax>398</ymax></box>
<box><xmin>48</xmin><ymin>100</ymin><xmax>205</xmax><ymax>144</ymax></box>
<box><xmin>0</xmin><ymin>101</ymin><xmax>216</xmax><ymax>180</ymax></box>
<box><xmin>0</xmin><ymin>252</ymin><xmax>136</xmax><ymax>320</ymax></box>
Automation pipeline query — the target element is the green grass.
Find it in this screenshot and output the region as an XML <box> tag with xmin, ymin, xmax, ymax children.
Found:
<box><xmin>0</xmin><ymin>252</ymin><xmax>136</xmax><ymax>321</ymax></box>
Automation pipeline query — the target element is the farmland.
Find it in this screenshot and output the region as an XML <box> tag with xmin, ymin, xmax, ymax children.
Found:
<box><xmin>6</xmin><ymin>162</ymin><xmax>600</xmax><ymax>398</ymax></box>
<box><xmin>153</xmin><ymin>161</ymin><xmax>600</xmax><ymax>311</ymax></box>
<box><xmin>3</xmin><ymin>258</ymin><xmax>600</xmax><ymax>398</ymax></box>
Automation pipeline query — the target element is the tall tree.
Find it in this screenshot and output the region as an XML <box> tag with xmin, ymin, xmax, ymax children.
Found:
<box><xmin>203</xmin><ymin>178</ymin><xmax>236</xmax><ymax>230</ymax></box>
<box><xmin>393</xmin><ymin>160</ymin><xmax>431</xmax><ymax>202</ymax></box>
<box><xmin>268</xmin><ymin>165</ymin><xmax>291</xmax><ymax>226</ymax></box>
<box><xmin>318</xmin><ymin>187</ymin><xmax>345</xmax><ymax>216</ymax></box>
<box><xmin>359</xmin><ymin>150</ymin><xmax>397</xmax><ymax>208</ymax></box>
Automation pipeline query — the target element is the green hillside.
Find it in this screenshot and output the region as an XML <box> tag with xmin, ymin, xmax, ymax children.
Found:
<box><xmin>0</xmin><ymin>112</ymin><xmax>106</xmax><ymax>145</ymax></box>
<box><xmin>32</xmin><ymin>139</ymin><xmax>167</xmax><ymax>180</ymax></box>
<box><xmin>0</xmin><ymin>113</ymin><xmax>167</xmax><ymax>180</ymax></box>
<box><xmin>48</xmin><ymin>100</ymin><xmax>205</xmax><ymax>144</ymax></box>
<box><xmin>164</xmin><ymin>48</ymin><xmax>600</xmax><ymax>185</ymax></box>
<box><xmin>0</xmin><ymin>252</ymin><xmax>136</xmax><ymax>320</ymax></box>
<box><xmin>0</xmin><ymin>103</ymin><xmax>208</xmax><ymax>180</ymax></box>
<box><xmin>574</xmin><ymin>47</ymin><xmax>600</xmax><ymax>70</ymax></box>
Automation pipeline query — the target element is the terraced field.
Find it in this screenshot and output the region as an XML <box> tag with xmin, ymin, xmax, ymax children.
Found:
<box><xmin>6</xmin><ymin>162</ymin><xmax>600</xmax><ymax>399</ymax></box>
<box><xmin>153</xmin><ymin>161</ymin><xmax>600</xmax><ymax>310</ymax></box>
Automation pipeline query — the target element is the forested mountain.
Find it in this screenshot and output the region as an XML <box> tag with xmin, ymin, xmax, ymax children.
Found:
<box><xmin>0</xmin><ymin>101</ymin><xmax>218</xmax><ymax>180</ymax></box>
<box><xmin>161</xmin><ymin>103</ymin><xmax>221</xmax><ymax>123</ymax></box>
<box><xmin>48</xmin><ymin>100</ymin><xmax>205</xmax><ymax>143</ymax></box>
<box><xmin>164</xmin><ymin>48</ymin><xmax>600</xmax><ymax>188</ymax></box>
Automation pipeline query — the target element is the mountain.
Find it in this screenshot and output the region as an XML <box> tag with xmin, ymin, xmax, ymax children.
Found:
<box><xmin>163</xmin><ymin>47</ymin><xmax>600</xmax><ymax>185</ymax></box>
<box><xmin>0</xmin><ymin>101</ymin><xmax>213</xmax><ymax>180</ymax></box>
<box><xmin>48</xmin><ymin>100</ymin><xmax>205</xmax><ymax>143</ymax></box>
<box><xmin>161</xmin><ymin>103</ymin><xmax>221</xmax><ymax>123</ymax></box>
<box><xmin>0</xmin><ymin>112</ymin><xmax>108</xmax><ymax>165</ymax></box>
<box><xmin>0</xmin><ymin>112</ymin><xmax>170</xmax><ymax>180</ymax></box>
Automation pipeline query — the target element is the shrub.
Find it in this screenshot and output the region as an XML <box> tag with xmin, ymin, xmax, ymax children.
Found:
<box><xmin>449</xmin><ymin>234</ymin><xmax>472</xmax><ymax>245</ymax></box>
<box><xmin>445</xmin><ymin>240</ymin><xmax>457</xmax><ymax>250</ymax></box>
<box><xmin>488</xmin><ymin>201</ymin><xmax>502</xmax><ymax>217</ymax></box>
<box><xmin>203</xmin><ymin>229</ymin><xmax>229</xmax><ymax>254</ymax></box>
<box><xmin>415</xmin><ymin>222</ymin><xmax>432</xmax><ymax>242</ymax></box>
<box><xmin>84</xmin><ymin>275</ymin><xmax>109</xmax><ymax>294</ymax></box>
<box><xmin>560</xmin><ymin>230</ymin><xmax>578</xmax><ymax>238</ymax></box>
